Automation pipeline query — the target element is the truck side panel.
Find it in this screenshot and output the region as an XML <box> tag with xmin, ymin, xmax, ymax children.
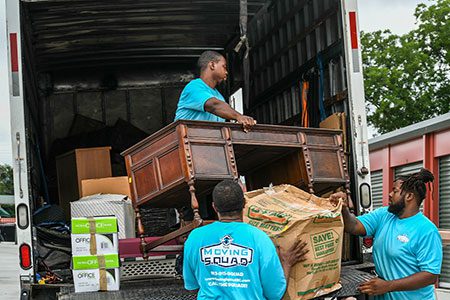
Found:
<box><xmin>6</xmin><ymin>0</ymin><xmax>35</xmax><ymax>285</ymax></box>
<box><xmin>340</xmin><ymin>0</ymin><xmax>371</xmax><ymax>213</ymax></box>
<box><xmin>340</xmin><ymin>0</ymin><xmax>371</xmax><ymax>258</ymax></box>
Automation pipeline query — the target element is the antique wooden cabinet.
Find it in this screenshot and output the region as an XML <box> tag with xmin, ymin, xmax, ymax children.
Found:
<box><xmin>122</xmin><ymin>120</ymin><xmax>350</xmax><ymax>255</ymax></box>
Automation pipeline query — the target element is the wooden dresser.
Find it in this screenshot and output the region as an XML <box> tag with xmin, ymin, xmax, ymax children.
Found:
<box><xmin>122</xmin><ymin>121</ymin><xmax>350</xmax><ymax>256</ymax></box>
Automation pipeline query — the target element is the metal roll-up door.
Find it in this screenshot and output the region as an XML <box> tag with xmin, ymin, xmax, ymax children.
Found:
<box><xmin>439</xmin><ymin>155</ymin><xmax>450</xmax><ymax>287</ymax></box>
<box><xmin>394</xmin><ymin>162</ymin><xmax>423</xmax><ymax>179</ymax></box>
<box><xmin>394</xmin><ymin>162</ymin><xmax>424</xmax><ymax>211</ymax></box>
<box><xmin>371</xmin><ymin>171</ymin><xmax>383</xmax><ymax>209</ymax></box>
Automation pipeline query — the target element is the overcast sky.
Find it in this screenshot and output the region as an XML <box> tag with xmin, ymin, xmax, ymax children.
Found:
<box><xmin>0</xmin><ymin>0</ymin><xmax>427</xmax><ymax>165</ymax></box>
<box><xmin>359</xmin><ymin>0</ymin><xmax>424</xmax><ymax>35</ymax></box>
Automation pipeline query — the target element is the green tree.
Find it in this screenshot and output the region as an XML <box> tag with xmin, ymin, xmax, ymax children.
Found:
<box><xmin>362</xmin><ymin>0</ymin><xmax>450</xmax><ymax>134</ymax></box>
<box><xmin>0</xmin><ymin>164</ymin><xmax>14</xmax><ymax>195</ymax></box>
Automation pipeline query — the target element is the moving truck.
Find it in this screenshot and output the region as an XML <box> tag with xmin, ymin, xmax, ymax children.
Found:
<box><xmin>5</xmin><ymin>0</ymin><xmax>373</xmax><ymax>298</ymax></box>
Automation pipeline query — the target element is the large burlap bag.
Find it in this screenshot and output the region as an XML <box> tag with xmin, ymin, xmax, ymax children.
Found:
<box><xmin>244</xmin><ymin>184</ymin><xmax>343</xmax><ymax>300</ymax></box>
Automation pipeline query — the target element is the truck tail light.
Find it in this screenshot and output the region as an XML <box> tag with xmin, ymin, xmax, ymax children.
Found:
<box><xmin>19</xmin><ymin>243</ymin><xmax>32</xmax><ymax>269</ymax></box>
<box><xmin>359</xmin><ymin>183</ymin><xmax>371</xmax><ymax>209</ymax></box>
<box><xmin>17</xmin><ymin>204</ymin><xmax>29</xmax><ymax>229</ymax></box>
<box><xmin>363</xmin><ymin>237</ymin><xmax>373</xmax><ymax>248</ymax></box>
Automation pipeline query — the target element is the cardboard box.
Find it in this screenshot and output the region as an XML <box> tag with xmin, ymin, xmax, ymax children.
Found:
<box><xmin>319</xmin><ymin>112</ymin><xmax>347</xmax><ymax>151</ymax></box>
<box><xmin>71</xmin><ymin>197</ymin><xmax>135</xmax><ymax>239</ymax></box>
<box><xmin>73</xmin><ymin>268</ymin><xmax>120</xmax><ymax>293</ymax></box>
<box><xmin>244</xmin><ymin>185</ymin><xmax>343</xmax><ymax>300</ymax></box>
<box><xmin>71</xmin><ymin>216</ymin><xmax>119</xmax><ymax>256</ymax></box>
<box><xmin>56</xmin><ymin>147</ymin><xmax>112</xmax><ymax>219</ymax></box>
<box><xmin>81</xmin><ymin>176</ymin><xmax>131</xmax><ymax>198</ymax></box>
<box><xmin>72</xmin><ymin>254</ymin><xmax>120</xmax><ymax>292</ymax></box>
<box><xmin>71</xmin><ymin>233</ymin><xmax>119</xmax><ymax>256</ymax></box>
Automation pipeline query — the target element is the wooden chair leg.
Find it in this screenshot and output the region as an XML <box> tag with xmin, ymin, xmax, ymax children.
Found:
<box><xmin>134</xmin><ymin>207</ymin><xmax>148</xmax><ymax>260</ymax></box>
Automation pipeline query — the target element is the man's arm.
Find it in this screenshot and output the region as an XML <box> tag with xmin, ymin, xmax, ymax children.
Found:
<box><xmin>359</xmin><ymin>272</ymin><xmax>438</xmax><ymax>296</ymax></box>
<box><xmin>204</xmin><ymin>98</ymin><xmax>256</xmax><ymax>132</ymax></box>
<box><xmin>330</xmin><ymin>192</ymin><xmax>366</xmax><ymax>236</ymax></box>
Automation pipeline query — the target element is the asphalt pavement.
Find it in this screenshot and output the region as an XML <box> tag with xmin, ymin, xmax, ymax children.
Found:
<box><xmin>0</xmin><ymin>242</ymin><xmax>20</xmax><ymax>299</ymax></box>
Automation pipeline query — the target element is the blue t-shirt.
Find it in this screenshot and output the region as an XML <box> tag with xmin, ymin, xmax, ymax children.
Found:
<box><xmin>175</xmin><ymin>78</ymin><xmax>226</xmax><ymax>122</ymax></box>
<box><xmin>358</xmin><ymin>207</ymin><xmax>442</xmax><ymax>300</ymax></box>
<box><xmin>183</xmin><ymin>221</ymin><xmax>286</xmax><ymax>300</ymax></box>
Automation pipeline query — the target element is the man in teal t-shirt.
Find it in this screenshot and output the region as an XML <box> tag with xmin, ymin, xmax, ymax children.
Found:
<box><xmin>183</xmin><ymin>180</ymin><xmax>308</xmax><ymax>300</ymax></box>
<box><xmin>331</xmin><ymin>169</ymin><xmax>442</xmax><ymax>300</ymax></box>
<box><xmin>175</xmin><ymin>51</ymin><xmax>256</xmax><ymax>132</ymax></box>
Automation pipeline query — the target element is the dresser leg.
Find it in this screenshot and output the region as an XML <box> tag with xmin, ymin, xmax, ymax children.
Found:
<box><xmin>188</xmin><ymin>180</ymin><xmax>202</xmax><ymax>223</ymax></box>
<box><xmin>135</xmin><ymin>207</ymin><xmax>148</xmax><ymax>260</ymax></box>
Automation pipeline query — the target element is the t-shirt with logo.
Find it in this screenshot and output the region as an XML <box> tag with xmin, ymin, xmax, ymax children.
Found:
<box><xmin>175</xmin><ymin>78</ymin><xmax>226</xmax><ymax>122</ymax></box>
<box><xmin>183</xmin><ymin>221</ymin><xmax>286</xmax><ymax>300</ymax></box>
<box><xmin>358</xmin><ymin>207</ymin><xmax>442</xmax><ymax>300</ymax></box>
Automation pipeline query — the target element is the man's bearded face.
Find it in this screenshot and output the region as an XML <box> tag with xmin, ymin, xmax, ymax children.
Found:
<box><xmin>388</xmin><ymin>192</ymin><xmax>406</xmax><ymax>216</ymax></box>
<box><xmin>388</xmin><ymin>180</ymin><xmax>405</xmax><ymax>216</ymax></box>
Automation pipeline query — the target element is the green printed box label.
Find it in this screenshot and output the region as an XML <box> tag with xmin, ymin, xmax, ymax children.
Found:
<box><xmin>310</xmin><ymin>229</ymin><xmax>340</xmax><ymax>259</ymax></box>
<box><xmin>313</xmin><ymin>213</ymin><xmax>341</xmax><ymax>224</ymax></box>
<box><xmin>246</xmin><ymin>205</ymin><xmax>292</xmax><ymax>225</ymax></box>
<box><xmin>72</xmin><ymin>254</ymin><xmax>120</xmax><ymax>270</ymax></box>
<box><xmin>72</xmin><ymin>217</ymin><xmax>118</xmax><ymax>234</ymax></box>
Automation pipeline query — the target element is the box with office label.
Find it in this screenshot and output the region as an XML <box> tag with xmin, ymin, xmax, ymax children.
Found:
<box><xmin>72</xmin><ymin>254</ymin><xmax>120</xmax><ymax>292</ymax></box>
<box><xmin>71</xmin><ymin>233</ymin><xmax>119</xmax><ymax>256</ymax></box>
<box><xmin>71</xmin><ymin>216</ymin><xmax>119</xmax><ymax>256</ymax></box>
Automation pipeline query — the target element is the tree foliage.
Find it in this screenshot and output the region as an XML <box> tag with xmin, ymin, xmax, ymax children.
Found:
<box><xmin>362</xmin><ymin>0</ymin><xmax>450</xmax><ymax>134</ymax></box>
<box><xmin>0</xmin><ymin>164</ymin><xmax>14</xmax><ymax>195</ymax></box>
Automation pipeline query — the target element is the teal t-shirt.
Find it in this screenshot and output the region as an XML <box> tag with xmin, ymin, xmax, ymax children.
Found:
<box><xmin>175</xmin><ymin>78</ymin><xmax>225</xmax><ymax>122</ymax></box>
<box><xmin>183</xmin><ymin>222</ymin><xmax>286</xmax><ymax>300</ymax></box>
<box><xmin>358</xmin><ymin>207</ymin><xmax>442</xmax><ymax>300</ymax></box>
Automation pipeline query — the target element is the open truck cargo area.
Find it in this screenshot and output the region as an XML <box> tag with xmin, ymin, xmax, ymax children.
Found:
<box><xmin>6</xmin><ymin>0</ymin><xmax>372</xmax><ymax>298</ymax></box>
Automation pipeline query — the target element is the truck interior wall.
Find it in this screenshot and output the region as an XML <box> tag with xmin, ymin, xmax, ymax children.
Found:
<box><xmin>245</xmin><ymin>0</ymin><xmax>359</xmax><ymax>262</ymax></box>
<box><xmin>42</xmin><ymin>65</ymin><xmax>196</xmax><ymax>155</ymax></box>
<box><xmin>247</xmin><ymin>0</ymin><xmax>347</xmax><ymax>127</ymax></box>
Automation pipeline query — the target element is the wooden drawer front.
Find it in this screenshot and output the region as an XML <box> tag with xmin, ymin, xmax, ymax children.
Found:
<box><xmin>190</xmin><ymin>144</ymin><xmax>232</xmax><ymax>177</ymax></box>
<box><xmin>304</xmin><ymin>133</ymin><xmax>338</xmax><ymax>147</ymax></box>
<box><xmin>231</xmin><ymin>129</ymin><xmax>300</xmax><ymax>145</ymax></box>
<box><xmin>131</xmin><ymin>130</ymin><xmax>178</xmax><ymax>165</ymax></box>
<box><xmin>187</xmin><ymin>127</ymin><xmax>223</xmax><ymax>139</ymax></box>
